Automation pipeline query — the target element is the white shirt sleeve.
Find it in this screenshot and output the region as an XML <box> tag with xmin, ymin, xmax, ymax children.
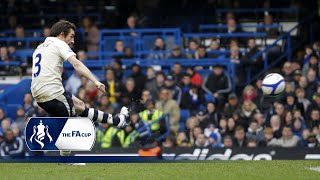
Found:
<box><xmin>58</xmin><ymin>41</ymin><xmax>76</xmax><ymax>61</ymax></box>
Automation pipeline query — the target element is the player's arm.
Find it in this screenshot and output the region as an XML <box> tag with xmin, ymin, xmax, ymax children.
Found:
<box><xmin>67</xmin><ymin>55</ymin><xmax>105</xmax><ymax>93</ymax></box>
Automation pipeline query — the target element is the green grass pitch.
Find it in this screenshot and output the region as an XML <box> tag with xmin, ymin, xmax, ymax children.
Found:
<box><xmin>0</xmin><ymin>161</ymin><xmax>320</xmax><ymax>180</ymax></box>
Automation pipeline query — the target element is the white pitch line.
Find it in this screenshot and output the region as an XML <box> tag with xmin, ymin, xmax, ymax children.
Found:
<box><xmin>309</xmin><ymin>167</ymin><xmax>320</xmax><ymax>172</ymax></box>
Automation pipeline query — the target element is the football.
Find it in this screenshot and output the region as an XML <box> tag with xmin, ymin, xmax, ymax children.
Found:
<box><xmin>261</xmin><ymin>73</ymin><xmax>285</xmax><ymax>96</ymax></box>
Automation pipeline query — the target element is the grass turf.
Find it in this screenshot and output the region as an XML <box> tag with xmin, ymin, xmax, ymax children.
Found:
<box><xmin>0</xmin><ymin>161</ymin><xmax>320</xmax><ymax>180</ymax></box>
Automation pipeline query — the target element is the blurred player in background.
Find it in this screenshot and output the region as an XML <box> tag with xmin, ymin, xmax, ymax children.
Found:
<box><xmin>30</xmin><ymin>20</ymin><xmax>129</xmax><ymax>164</ymax></box>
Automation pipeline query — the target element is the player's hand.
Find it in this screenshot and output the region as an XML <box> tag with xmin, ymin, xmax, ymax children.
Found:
<box><xmin>94</xmin><ymin>81</ymin><xmax>106</xmax><ymax>93</ymax></box>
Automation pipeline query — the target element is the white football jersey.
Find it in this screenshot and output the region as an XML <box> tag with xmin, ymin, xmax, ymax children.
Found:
<box><xmin>31</xmin><ymin>37</ymin><xmax>76</xmax><ymax>103</ymax></box>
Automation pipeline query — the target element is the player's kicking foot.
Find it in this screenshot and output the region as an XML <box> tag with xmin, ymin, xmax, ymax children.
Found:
<box><xmin>116</xmin><ymin>106</ymin><xmax>130</xmax><ymax>128</ymax></box>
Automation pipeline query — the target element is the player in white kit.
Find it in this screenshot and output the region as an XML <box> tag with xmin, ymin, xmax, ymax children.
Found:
<box><xmin>31</xmin><ymin>21</ymin><xmax>128</xmax><ymax>164</ymax></box>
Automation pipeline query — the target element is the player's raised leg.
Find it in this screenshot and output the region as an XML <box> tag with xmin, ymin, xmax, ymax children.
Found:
<box><xmin>71</xmin><ymin>95</ymin><xmax>128</xmax><ymax>128</ymax></box>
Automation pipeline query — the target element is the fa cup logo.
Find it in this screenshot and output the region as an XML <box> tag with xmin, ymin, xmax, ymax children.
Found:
<box><xmin>29</xmin><ymin>120</ymin><xmax>53</xmax><ymax>149</ymax></box>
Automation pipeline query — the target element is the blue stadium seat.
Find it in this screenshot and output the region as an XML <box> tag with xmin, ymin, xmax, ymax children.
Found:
<box><xmin>180</xmin><ymin>109</ymin><xmax>190</xmax><ymax>123</ymax></box>
<box><xmin>205</xmin><ymin>93</ymin><xmax>215</xmax><ymax>103</ymax></box>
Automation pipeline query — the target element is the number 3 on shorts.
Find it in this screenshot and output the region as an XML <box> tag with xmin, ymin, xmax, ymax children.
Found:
<box><xmin>33</xmin><ymin>53</ymin><xmax>42</xmax><ymax>77</ymax></box>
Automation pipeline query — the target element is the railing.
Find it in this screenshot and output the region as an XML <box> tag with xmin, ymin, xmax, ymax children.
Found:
<box><xmin>199</xmin><ymin>24</ymin><xmax>282</xmax><ymax>32</ymax></box>
<box><xmin>99</xmin><ymin>28</ymin><xmax>181</xmax><ymax>59</ymax></box>
<box><xmin>215</xmin><ymin>8</ymin><xmax>299</xmax><ymax>22</ymax></box>
<box><xmin>245</xmin><ymin>14</ymin><xmax>315</xmax><ymax>83</ymax></box>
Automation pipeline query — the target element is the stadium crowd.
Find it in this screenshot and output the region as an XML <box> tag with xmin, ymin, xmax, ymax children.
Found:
<box><xmin>0</xmin><ymin>0</ymin><xmax>320</xmax><ymax>157</ymax></box>
<box><xmin>1</xmin><ymin>39</ymin><xmax>320</xmax><ymax>155</ymax></box>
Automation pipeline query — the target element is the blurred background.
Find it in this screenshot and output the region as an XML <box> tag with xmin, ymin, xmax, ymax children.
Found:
<box><xmin>0</xmin><ymin>0</ymin><xmax>320</xmax><ymax>158</ymax></box>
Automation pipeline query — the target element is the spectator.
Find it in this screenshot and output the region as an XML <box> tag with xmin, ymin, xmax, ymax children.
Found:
<box><xmin>230</xmin><ymin>45</ymin><xmax>241</xmax><ymax>64</ymax></box>
<box><xmin>307</xmin><ymin>109</ymin><xmax>320</xmax><ymax>129</ymax></box>
<box><xmin>196</xmin><ymin>111</ymin><xmax>208</xmax><ymax>130</ymax></box>
<box><xmin>7</xmin><ymin>45</ymin><xmax>20</xmax><ymax>62</ymax></box>
<box><xmin>246</xmin><ymin>120</ymin><xmax>264</xmax><ymax>143</ymax></box>
<box><xmin>208</xmin><ymin>132</ymin><xmax>223</xmax><ymax>148</ymax></box>
<box><xmin>180</xmin><ymin>84</ymin><xmax>204</xmax><ymax>112</ymax></box>
<box><xmin>0</xmin><ymin>130</ymin><xmax>25</xmax><ymax>157</ymax></box>
<box><xmin>43</xmin><ymin>26</ymin><xmax>51</xmax><ymax>37</ymax></box>
<box><xmin>123</xmin><ymin>47</ymin><xmax>134</xmax><ymax>59</ymax></box>
<box><xmin>219</xmin><ymin>118</ymin><xmax>228</xmax><ymax>138</ymax></box>
<box><xmin>23</xmin><ymin>93</ymin><xmax>35</xmax><ymax>114</ymax></box>
<box><xmin>0</xmin><ymin>108</ymin><xmax>7</xmax><ymax>123</ymax></box>
<box><xmin>162</xmin><ymin>135</ymin><xmax>175</xmax><ymax>148</ymax></box>
<box><xmin>245</xmin><ymin>38</ymin><xmax>260</xmax><ymax>59</ymax></box>
<box><xmin>156</xmin><ymin>88</ymin><xmax>181</xmax><ymax>132</ymax></box>
<box><xmin>96</xmin><ymin>95</ymin><xmax>115</xmax><ymax>115</ymax></box>
<box><xmin>303</xmin><ymin>45</ymin><xmax>314</xmax><ymax>65</ymax></box>
<box><xmin>247</xmin><ymin>139</ymin><xmax>258</xmax><ymax>148</ymax></box>
<box><xmin>120</xmin><ymin>78</ymin><xmax>140</xmax><ymax>106</ymax></box>
<box><xmin>195</xmin><ymin>133</ymin><xmax>209</xmax><ymax>148</ymax></box>
<box><xmin>195</xmin><ymin>45</ymin><xmax>208</xmax><ymax>59</ymax></box>
<box><xmin>233</xmin><ymin>126</ymin><xmax>247</xmax><ymax>147</ymax></box>
<box><xmin>147</xmin><ymin>71</ymin><xmax>165</xmax><ymax>100</ymax></box>
<box><xmin>186</xmin><ymin>66</ymin><xmax>203</xmax><ymax>87</ymax></box>
<box><xmin>77</xmin><ymin>50</ymin><xmax>87</xmax><ymax>61</ymax></box>
<box><xmin>0</xmin><ymin>46</ymin><xmax>11</xmax><ymax>62</ymax></box>
<box><xmin>237</xmin><ymin>100</ymin><xmax>259</xmax><ymax>129</ymax></box>
<box><xmin>126</xmin><ymin>16</ymin><xmax>138</xmax><ymax>36</ymax></box>
<box><xmin>205</xmin><ymin>101</ymin><xmax>221</xmax><ymax>127</ymax></box>
<box><xmin>270</xmin><ymin>115</ymin><xmax>283</xmax><ymax>138</ymax></box>
<box><xmin>168</xmin><ymin>45</ymin><xmax>185</xmax><ymax>59</ymax></box>
<box><xmin>242</xmin><ymin>38</ymin><xmax>262</xmax><ymax>74</ymax></box>
<box><xmin>202</xmin><ymin>64</ymin><xmax>231</xmax><ymax>108</ymax></box>
<box><xmin>96</xmin><ymin>123</ymin><xmax>123</xmax><ymax>148</ymax></box>
<box><xmin>292</xmin><ymin>118</ymin><xmax>304</xmax><ymax>140</ymax></box>
<box><xmin>305</xmin><ymin>68</ymin><xmax>318</xmax><ymax>99</ymax></box>
<box><xmin>176</xmin><ymin>131</ymin><xmax>191</xmax><ymax>147</ymax></box>
<box><xmin>207</xmin><ymin>39</ymin><xmax>220</xmax><ymax>57</ymax></box>
<box><xmin>112</xmin><ymin>40</ymin><xmax>125</xmax><ymax>59</ymax></box>
<box><xmin>292</xmin><ymin>69</ymin><xmax>302</xmax><ymax>87</ymax></box>
<box><xmin>258</xmin><ymin>14</ymin><xmax>279</xmax><ymax>37</ymax></box>
<box><xmin>171</xmin><ymin>62</ymin><xmax>184</xmax><ymax>85</ymax></box>
<box><xmin>254</xmin><ymin>112</ymin><xmax>265</xmax><ymax>128</ymax></box>
<box><xmin>65</xmin><ymin>71</ymin><xmax>82</xmax><ymax>95</ymax></box>
<box><xmin>227</xmin><ymin>117</ymin><xmax>236</xmax><ymax>137</ymax></box>
<box><xmin>180</xmin><ymin>74</ymin><xmax>192</xmax><ymax>94</ymax></box>
<box><xmin>112</xmin><ymin>59</ymin><xmax>124</xmax><ymax>81</ymax></box>
<box><xmin>185</xmin><ymin>116</ymin><xmax>199</xmax><ymax>144</ymax></box>
<box><xmin>222</xmin><ymin>135</ymin><xmax>233</xmax><ymax>148</ymax></box>
<box><xmin>193</xmin><ymin>127</ymin><xmax>204</xmax><ymax>144</ymax></box>
<box><xmin>138</xmin><ymin>89</ymin><xmax>153</xmax><ymax>112</ymax></box>
<box><xmin>222</xmin><ymin>18</ymin><xmax>243</xmax><ymax>45</ymax></box>
<box><xmin>242</xmin><ymin>85</ymin><xmax>258</xmax><ymax>104</ymax></box>
<box><xmin>302</xmin><ymin>55</ymin><xmax>320</xmax><ymax>77</ymax></box>
<box><xmin>274</xmin><ymin>102</ymin><xmax>285</xmax><ymax>120</ymax></box>
<box><xmin>186</xmin><ymin>40</ymin><xmax>199</xmax><ymax>59</ymax></box>
<box><xmin>82</xmin><ymin>16</ymin><xmax>99</xmax><ymax>53</ymax></box>
<box><xmin>313</xmin><ymin>41</ymin><xmax>320</xmax><ymax>57</ymax></box>
<box><xmin>101</xmin><ymin>68</ymin><xmax>123</xmax><ymax>105</ymax></box>
<box><xmin>144</xmin><ymin>67</ymin><xmax>156</xmax><ymax>92</ymax></box>
<box><xmin>282</xmin><ymin>110</ymin><xmax>294</xmax><ymax>126</ymax></box>
<box><xmin>224</xmin><ymin>93</ymin><xmax>240</xmax><ymax>118</ymax></box>
<box><xmin>304</xmin><ymin>133</ymin><xmax>320</xmax><ymax>148</ymax></box>
<box><xmin>130</xmin><ymin>64</ymin><xmax>146</xmax><ymax>95</ymax></box>
<box><xmin>1</xmin><ymin>118</ymin><xmax>11</xmax><ymax>133</ymax></box>
<box><xmin>296</xmin><ymin>87</ymin><xmax>311</xmax><ymax>114</ymax></box>
<box><xmin>139</xmin><ymin>99</ymin><xmax>165</xmax><ymax>136</ymax></box>
<box><xmin>284</xmin><ymin>93</ymin><xmax>304</xmax><ymax>115</ymax></box>
<box><xmin>148</xmin><ymin>37</ymin><xmax>166</xmax><ymax>59</ymax></box>
<box><xmin>281</xmin><ymin>62</ymin><xmax>294</xmax><ymax>81</ymax></box>
<box><xmin>268</xmin><ymin>126</ymin><xmax>299</xmax><ymax>147</ymax></box>
<box><xmin>164</xmin><ymin>74</ymin><xmax>182</xmax><ymax>104</ymax></box>
<box><xmin>258</xmin><ymin>127</ymin><xmax>274</xmax><ymax>147</ymax></box>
